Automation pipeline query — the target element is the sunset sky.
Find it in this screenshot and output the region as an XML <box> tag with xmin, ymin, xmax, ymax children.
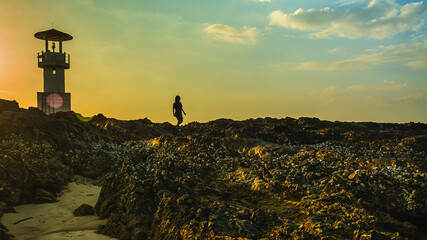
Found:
<box><xmin>1</xmin><ymin>0</ymin><xmax>426</xmax><ymax>123</ymax></box>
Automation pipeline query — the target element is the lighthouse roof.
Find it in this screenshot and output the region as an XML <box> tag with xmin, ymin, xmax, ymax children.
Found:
<box><xmin>34</xmin><ymin>29</ymin><xmax>73</xmax><ymax>41</ymax></box>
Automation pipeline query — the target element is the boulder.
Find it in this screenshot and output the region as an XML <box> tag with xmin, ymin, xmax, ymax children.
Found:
<box><xmin>73</xmin><ymin>204</ymin><xmax>95</xmax><ymax>216</ymax></box>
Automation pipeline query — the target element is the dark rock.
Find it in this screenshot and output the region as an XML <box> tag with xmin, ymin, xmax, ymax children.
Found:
<box><xmin>400</xmin><ymin>134</ymin><xmax>427</xmax><ymax>152</ymax></box>
<box><xmin>7</xmin><ymin>191</ymin><xmax>21</xmax><ymax>205</ymax></box>
<box><xmin>34</xmin><ymin>189</ymin><xmax>56</xmax><ymax>203</ymax></box>
<box><xmin>73</xmin><ymin>204</ymin><xmax>95</xmax><ymax>216</ymax></box>
<box><xmin>0</xmin><ymin>135</ymin><xmax>70</xmax><ymax>206</ymax></box>
<box><xmin>0</xmin><ymin>202</ymin><xmax>13</xmax><ymax>240</ymax></box>
<box><xmin>0</xmin><ymin>99</ymin><xmax>19</xmax><ymax>113</ymax></box>
<box><xmin>0</xmin><ymin>222</ymin><xmax>12</xmax><ymax>240</ymax></box>
<box><xmin>95</xmin><ymin>125</ymin><xmax>426</xmax><ymax>239</ymax></box>
<box><xmin>1</xmin><ymin>97</ymin><xmax>427</xmax><ymax>240</ymax></box>
<box><xmin>0</xmin><ymin>202</ymin><xmax>15</xmax><ymax>215</ymax></box>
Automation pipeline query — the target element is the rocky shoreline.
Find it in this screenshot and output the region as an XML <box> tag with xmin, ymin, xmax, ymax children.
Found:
<box><xmin>1</xmin><ymin>176</ymin><xmax>115</xmax><ymax>240</ymax></box>
<box><xmin>1</xmin><ymin>98</ymin><xmax>426</xmax><ymax>239</ymax></box>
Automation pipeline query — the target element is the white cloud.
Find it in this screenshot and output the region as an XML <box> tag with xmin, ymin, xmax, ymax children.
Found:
<box><xmin>396</xmin><ymin>94</ymin><xmax>424</xmax><ymax>102</ymax></box>
<box><xmin>308</xmin><ymin>85</ymin><xmax>339</xmax><ymax>102</ymax></box>
<box><xmin>311</xmin><ymin>81</ymin><xmax>414</xmax><ymax>104</ymax></box>
<box><xmin>374</xmin><ymin>83</ymin><xmax>407</xmax><ymax>91</ymax></box>
<box><xmin>297</xmin><ymin>41</ymin><xmax>426</xmax><ymax>70</ymax></box>
<box><xmin>336</xmin><ymin>0</ymin><xmax>366</xmax><ymax>7</ymax></box>
<box><xmin>269</xmin><ymin>0</ymin><xmax>427</xmax><ymax>39</ymax></box>
<box><xmin>297</xmin><ymin>53</ymin><xmax>391</xmax><ymax>70</ymax></box>
<box><xmin>407</xmin><ymin>60</ymin><xmax>427</xmax><ymax>68</ymax></box>
<box><xmin>204</xmin><ymin>24</ymin><xmax>258</xmax><ymax>44</ymax></box>
<box><xmin>328</xmin><ymin>47</ymin><xmax>343</xmax><ymax>53</ymax></box>
<box><xmin>283</xmin><ymin>34</ymin><xmax>296</xmax><ymax>38</ymax></box>
<box><xmin>344</xmin><ymin>85</ymin><xmax>366</xmax><ymax>91</ymax></box>
<box><xmin>343</xmin><ymin>81</ymin><xmax>407</xmax><ymax>92</ymax></box>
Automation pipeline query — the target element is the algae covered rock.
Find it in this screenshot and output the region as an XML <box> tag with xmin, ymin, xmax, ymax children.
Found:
<box><xmin>1</xmin><ymin>97</ymin><xmax>426</xmax><ymax>239</ymax></box>
<box><xmin>95</xmin><ymin>122</ymin><xmax>427</xmax><ymax>240</ymax></box>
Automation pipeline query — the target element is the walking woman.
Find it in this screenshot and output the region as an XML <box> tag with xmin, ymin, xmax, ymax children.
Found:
<box><xmin>173</xmin><ymin>95</ymin><xmax>186</xmax><ymax>127</ymax></box>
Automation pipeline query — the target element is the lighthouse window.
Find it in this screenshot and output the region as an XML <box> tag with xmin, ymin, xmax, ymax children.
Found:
<box><xmin>52</xmin><ymin>69</ymin><xmax>56</xmax><ymax>75</ymax></box>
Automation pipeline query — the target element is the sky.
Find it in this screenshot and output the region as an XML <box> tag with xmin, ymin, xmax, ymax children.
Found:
<box><xmin>0</xmin><ymin>0</ymin><xmax>426</xmax><ymax>123</ymax></box>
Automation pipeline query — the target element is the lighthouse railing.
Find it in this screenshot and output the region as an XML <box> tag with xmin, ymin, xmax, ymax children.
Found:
<box><xmin>65</xmin><ymin>53</ymin><xmax>70</xmax><ymax>65</ymax></box>
<box><xmin>37</xmin><ymin>51</ymin><xmax>70</xmax><ymax>68</ymax></box>
<box><xmin>37</xmin><ymin>51</ymin><xmax>44</xmax><ymax>63</ymax></box>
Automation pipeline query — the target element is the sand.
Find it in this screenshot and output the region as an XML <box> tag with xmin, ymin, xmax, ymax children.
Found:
<box><xmin>2</xmin><ymin>176</ymin><xmax>117</xmax><ymax>240</ymax></box>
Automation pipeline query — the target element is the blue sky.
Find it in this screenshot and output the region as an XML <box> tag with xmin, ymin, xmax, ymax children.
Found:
<box><xmin>0</xmin><ymin>0</ymin><xmax>426</xmax><ymax>122</ymax></box>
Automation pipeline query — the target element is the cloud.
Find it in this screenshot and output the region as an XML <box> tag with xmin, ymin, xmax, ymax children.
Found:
<box><xmin>204</xmin><ymin>24</ymin><xmax>258</xmax><ymax>44</ymax></box>
<box><xmin>310</xmin><ymin>81</ymin><xmax>416</xmax><ymax>104</ymax></box>
<box><xmin>374</xmin><ymin>82</ymin><xmax>407</xmax><ymax>91</ymax></box>
<box><xmin>344</xmin><ymin>80</ymin><xmax>407</xmax><ymax>92</ymax></box>
<box><xmin>407</xmin><ymin>60</ymin><xmax>427</xmax><ymax>68</ymax></box>
<box><xmin>269</xmin><ymin>0</ymin><xmax>427</xmax><ymax>39</ymax></box>
<box><xmin>298</xmin><ymin>53</ymin><xmax>397</xmax><ymax>70</ymax></box>
<box><xmin>396</xmin><ymin>94</ymin><xmax>424</xmax><ymax>102</ymax></box>
<box><xmin>297</xmin><ymin>53</ymin><xmax>392</xmax><ymax>70</ymax></box>
<box><xmin>283</xmin><ymin>34</ymin><xmax>296</xmax><ymax>38</ymax></box>
<box><xmin>328</xmin><ymin>47</ymin><xmax>343</xmax><ymax>53</ymax></box>
<box><xmin>297</xmin><ymin>41</ymin><xmax>426</xmax><ymax>70</ymax></box>
<box><xmin>344</xmin><ymin>85</ymin><xmax>366</xmax><ymax>91</ymax></box>
<box><xmin>248</xmin><ymin>0</ymin><xmax>272</xmax><ymax>2</ymax></box>
<box><xmin>308</xmin><ymin>85</ymin><xmax>339</xmax><ymax>102</ymax></box>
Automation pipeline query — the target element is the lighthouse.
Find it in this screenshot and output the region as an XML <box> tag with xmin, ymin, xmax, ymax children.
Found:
<box><xmin>35</xmin><ymin>29</ymin><xmax>73</xmax><ymax>114</ymax></box>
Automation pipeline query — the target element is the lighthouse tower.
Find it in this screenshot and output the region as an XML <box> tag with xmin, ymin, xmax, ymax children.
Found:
<box><xmin>35</xmin><ymin>29</ymin><xmax>73</xmax><ymax>114</ymax></box>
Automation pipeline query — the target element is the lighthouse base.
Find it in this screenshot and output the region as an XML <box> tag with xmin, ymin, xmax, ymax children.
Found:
<box><xmin>37</xmin><ymin>92</ymin><xmax>71</xmax><ymax>114</ymax></box>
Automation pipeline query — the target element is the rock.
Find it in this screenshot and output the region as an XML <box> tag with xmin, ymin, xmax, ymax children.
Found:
<box><xmin>0</xmin><ymin>202</ymin><xmax>15</xmax><ymax>215</ymax></box>
<box><xmin>0</xmin><ymin>222</ymin><xmax>12</xmax><ymax>240</ymax></box>
<box><xmin>0</xmin><ymin>99</ymin><xmax>19</xmax><ymax>113</ymax></box>
<box><xmin>8</xmin><ymin>191</ymin><xmax>21</xmax><ymax>205</ymax></box>
<box><xmin>73</xmin><ymin>204</ymin><xmax>95</xmax><ymax>216</ymax></box>
<box><xmin>0</xmin><ymin>111</ymin><xmax>15</xmax><ymax>122</ymax></box>
<box><xmin>1</xmin><ymin>98</ymin><xmax>427</xmax><ymax>240</ymax></box>
<box><xmin>400</xmin><ymin>134</ymin><xmax>427</xmax><ymax>152</ymax></box>
<box><xmin>95</xmin><ymin>125</ymin><xmax>427</xmax><ymax>239</ymax></box>
<box><xmin>34</xmin><ymin>189</ymin><xmax>56</xmax><ymax>203</ymax></box>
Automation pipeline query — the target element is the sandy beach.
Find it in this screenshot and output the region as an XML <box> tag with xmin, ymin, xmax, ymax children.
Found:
<box><xmin>2</xmin><ymin>177</ymin><xmax>116</xmax><ymax>240</ymax></box>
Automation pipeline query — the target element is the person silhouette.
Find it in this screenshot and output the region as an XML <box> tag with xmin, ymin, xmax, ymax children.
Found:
<box><xmin>173</xmin><ymin>95</ymin><xmax>186</xmax><ymax>127</ymax></box>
